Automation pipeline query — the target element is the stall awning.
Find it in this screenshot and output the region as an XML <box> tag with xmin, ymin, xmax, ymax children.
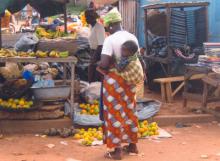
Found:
<box><xmin>0</xmin><ymin>0</ymin><xmax>68</xmax><ymax>18</ymax></box>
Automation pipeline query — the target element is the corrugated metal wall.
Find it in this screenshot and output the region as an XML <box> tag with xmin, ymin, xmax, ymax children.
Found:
<box><xmin>119</xmin><ymin>0</ymin><xmax>137</xmax><ymax>35</ymax></box>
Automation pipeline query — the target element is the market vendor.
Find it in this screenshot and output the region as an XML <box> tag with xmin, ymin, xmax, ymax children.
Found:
<box><xmin>85</xmin><ymin>8</ymin><xmax>105</xmax><ymax>83</ymax></box>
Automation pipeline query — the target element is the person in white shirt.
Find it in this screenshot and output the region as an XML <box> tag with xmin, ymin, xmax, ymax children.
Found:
<box><xmin>85</xmin><ymin>9</ymin><xmax>105</xmax><ymax>83</ymax></box>
<box><xmin>98</xmin><ymin>8</ymin><xmax>146</xmax><ymax>160</ymax></box>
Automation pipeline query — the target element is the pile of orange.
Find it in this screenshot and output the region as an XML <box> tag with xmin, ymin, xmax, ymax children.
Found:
<box><xmin>138</xmin><ymin>121</ymin><xmax>159</xmax><ymax>138</ymax></box>
<box><xmin>79</xmin><ymin>100</ymin><xmax>99</xmax><ymax>115</ymax></box>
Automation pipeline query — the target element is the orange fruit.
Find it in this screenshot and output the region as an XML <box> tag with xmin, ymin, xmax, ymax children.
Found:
<box><xmin>81</xmin><ymin>109</ymin><xmax>87</xmax><ymax>114</ymax></box>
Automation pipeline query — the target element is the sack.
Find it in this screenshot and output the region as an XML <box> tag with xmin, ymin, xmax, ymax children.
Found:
<box><xmin>15</xmin><ymin>33</ymin><xmax>39</xmax><ymax>52</ymax></box>
<box><xmin>0</xmin><ymin>62</ymin><xmax>22</xmax><ymax>79</ymax></box>
<box><xmin>80</xmin><ymin>82</ymin><xmax>101</xmax><ymax>103</ymax></box>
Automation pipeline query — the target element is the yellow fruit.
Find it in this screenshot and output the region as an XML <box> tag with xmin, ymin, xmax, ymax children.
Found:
<box><xmin>89</xmin><ymin>137</ymin><xmax>94</xmax><ymax>142</ymax></box>
<box><xmin>19</xmin><ymin>100</ymin><xmax>25</xmax><ymax>106</ymax></box>
<box><xmin>28</xmin><ymin>101</ymin><xmax>33</xmax><ymax>106</ymax></box>
<box><xmin>23</xmin><ymin>104</ymin><xmax>30</xmax><ymax>109</ymax></box>
<box><xmin>142</xmin><ymin>132</ymin><xmax>148</xmax><ymax>137</ymax></box>
<box><xmin>139</xmin><ymin>128</ymin><xmax>145</xmax><ymax>133</ymax></box>
<box><xmin>93</xmin><ymin>100</ymin><xmax>99</xmax><ymax>104</ymax></box>
<box><xmin>149</xmin><ymin>132</ymin><xmax>154</xmax><ymax>136</ymax></box>
<box><xmin>98</xmin><ymin>127</ymin><xmax>102</xmax><ymax>131</ymax></box>
<box><xmin>9</xmin><ymin>98</ymin><xmax>13</xmax><ymax>103</ymax></box>
<box><xmin>73</xmin><ymin>134</ymin><xmax>81</xmax><ymax>140</ymax></box>
<box><xmin>90</xmin><ymin>109</ymin><xmax>94</xmax><ymax>115</ymax></box>
<box><xmin>154</xmin><ymin>131</ymin><xmax>159</xmax><ymax>135</ymax></box>
<box><xmin>151</xmin><ymin>122</ymin><xmax>158</xmax><ymax>127</ymax></box>
<box><xmin>151</xmin><ymin>126</ymin><xmax>157</xmax><ymax>132</ymax></box>
<box><xmin>97</xmin><ymin>135</ymin><xmax>103</xmax><ymax>141</ymax></box>
<box><xmin>11</xmin><ymin>104</ymin><xmax>17</xmax><ymax>109</ymax></box>
<box><xmin>81</xmin><ymin>140</ymin><xmax>87</xmax><ymax>145</ymax></box>
<box><xmin>143</xmin><ymin>120</ymin><xmax>148</xmax><ymax>125</ymax></box>
<box><xmin>81</xmin><ymin>109</ymin><xmax>87</xmax><ymax>114</ymax></box>
<box><xmin>143</xmin><ymin>126</ymin><xmax>148</xmax><ymax>132</ymax></box>
<box><xmin>86</xmin><ymin>141</ymin><xmax>92</xmax><ymax>146</ymax></box>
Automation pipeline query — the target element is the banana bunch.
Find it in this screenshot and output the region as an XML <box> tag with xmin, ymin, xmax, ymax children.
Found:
<box><xmin>36</xmin><ymin>50</ymin><xmax>48</xmax><ymax>58</ymax></box>
<box><xmin>49</xmin><ymin>50</ymin><xmax>60</xmax><ymax>58</ymax></box>
<box><xmin>0</xmin><ymin>49</ymin><xmax>17</xmax><ymax>57</ymax></box>
<box><xmin>36</xmin><ymin>27</ymin><xmax>53</xmax><ymax>39</ymax></box>
<box><xmin>36</xmin><ymin>27</ymin><xmax>66</xmax><ymax>39</ymax></box>
<box><xmin>17</xmin><ymin>51</ymin><xmax>30</xmax><ymax>57</ymax></box>
<box><xmin>59</xmin><ymin>51</ymin><xmax>69</xmax><ymax>58</ymax></box>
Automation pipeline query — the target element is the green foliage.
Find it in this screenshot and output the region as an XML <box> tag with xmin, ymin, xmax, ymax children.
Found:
<box><xmin>67</xmin><ymin>3</ymin><xmax>86</xmax><ymax>15</ymax></box>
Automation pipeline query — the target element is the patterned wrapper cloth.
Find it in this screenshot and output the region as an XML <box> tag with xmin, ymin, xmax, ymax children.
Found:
<box><xmin>102</xmin><ymin>71</ymin><xmax>138</xmax><ymax>149</ymax></box>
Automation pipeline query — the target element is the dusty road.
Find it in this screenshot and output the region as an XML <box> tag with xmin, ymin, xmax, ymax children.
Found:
<box><xmin>0</xmin><ymin>123</ymin><xmax>220</xmax><ymax>161</ymax></box>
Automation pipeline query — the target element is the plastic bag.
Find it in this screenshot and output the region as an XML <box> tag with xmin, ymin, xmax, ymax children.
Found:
<box><xmin>74</xmin><ymin>113</ymin><xmax>103</xmax><ymax>126</ymax></box>
<box><xmin>80</xmin><ymin>82</ymin><xmax>101</xmax><ymax>103</ymax></box>
<box><xmin>136</xmin><ymin>99</ymin><xmax>161</xmax><ymax>120</ymax></box>
<box><xmin>15</xmin><ymin>33</ymin><xmax>39</xmax><ymax>52</ymax></box>
<box><xmin>73</xmin><ymin>99</ymin><xmax>161</xmax><ymax>126</ymax></box>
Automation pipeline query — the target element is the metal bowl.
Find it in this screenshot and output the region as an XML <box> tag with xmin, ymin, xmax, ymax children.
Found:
<box><xmin>31</xmin><ymin>85</ymin><xmax>70</xmax><ymax>101</ymax></box>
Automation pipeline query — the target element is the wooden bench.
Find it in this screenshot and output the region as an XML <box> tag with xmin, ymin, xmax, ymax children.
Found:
<box><xmin>154</xmin><ymin>74</ymin><xmax>206</xmax><ymax>103</ymax></box>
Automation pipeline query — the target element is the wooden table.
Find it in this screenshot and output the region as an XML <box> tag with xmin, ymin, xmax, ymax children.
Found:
<box><xmin>0</xmin><ymin>56</ymin><xmax>78</xmax><ymax>118</ymax></box>
<box><xmin>201</xmin><ymin>74</ymin><xmax>220</xmax><ymax>117</ymax></box>
<box><xmin>183</xmin><ymin>64</ymin><xmax>212</xmax><ymax>109</ymax></box>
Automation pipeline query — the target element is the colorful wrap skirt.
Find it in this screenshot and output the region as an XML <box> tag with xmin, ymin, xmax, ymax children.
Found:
<box><xmin>102</xmin><ymin>71</ymin><xmax>138</xmax><ymax>149</ymax></box>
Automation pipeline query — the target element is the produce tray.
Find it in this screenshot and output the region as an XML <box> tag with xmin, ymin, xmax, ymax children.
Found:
<box><xmin>0</xmin><ymin>101</ymin><xmax>39</xmax><ymax>113</ymax></box>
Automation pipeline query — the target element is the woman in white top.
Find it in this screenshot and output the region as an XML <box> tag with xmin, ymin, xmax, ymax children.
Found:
<box><xmin>85</xmin><ymin>9</ymin><xmax>105</xmax><ymax>83</ymax></box>
<box><xmin>98</xmin><ymin>8</ymin><xmax>146</xmax><ymax>160</ymax></box>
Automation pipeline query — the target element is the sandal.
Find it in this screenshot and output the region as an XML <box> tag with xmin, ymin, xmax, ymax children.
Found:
<box><xmin>123</xmin><ymin>144</ymin><xmax>139</xmax><ymax>154</ymax></box>
<box><xmin>104</xmin><ymin>149</ymin><xmax>122</xmax><ymax>160</ymax></box>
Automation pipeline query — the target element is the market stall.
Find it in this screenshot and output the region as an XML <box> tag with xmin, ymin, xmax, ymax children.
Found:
<box><xmin>183</xmin><ymin>42</ymin><xmax>220</xmax><ymax>112</ymax></box>
<box><xmin>0</xmin><ymin>50</ymin><xmax>77</xmax><ymax>119</ymax></box>
<box><xmin>0</xmin><ymin>0</ymin><xmax>69</xmax><ymax>48</ymax></box>
<box><xmin>143</xmin><ymin>2</ymin><xmax>209</xmax><ymax>90</ymax></box>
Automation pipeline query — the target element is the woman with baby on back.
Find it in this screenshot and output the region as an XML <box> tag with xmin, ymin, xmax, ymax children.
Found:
<box><xmin>97</xmin><ymin>8</ymin><xmax>146</xmax><ymax>160</ymax></box>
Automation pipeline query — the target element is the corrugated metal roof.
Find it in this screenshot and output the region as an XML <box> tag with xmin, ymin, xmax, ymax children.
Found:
<box><xmin>93</xmin><ymin>0</ymin><xmax>118</xmax><ymax>6</ymax></box>
<box><xmin>142</xmin><ymin>1</ymin><xmax>209</xmax><ymax>9</ymax></box>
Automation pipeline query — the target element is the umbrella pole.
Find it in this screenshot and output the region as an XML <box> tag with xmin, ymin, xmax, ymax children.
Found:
<box><xmin>64</xmin><ymin>4</ymin><xmax>67</xmax><ymax>34</ymax></box>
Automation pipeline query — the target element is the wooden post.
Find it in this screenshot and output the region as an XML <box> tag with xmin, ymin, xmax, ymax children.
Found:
<box><xmin>144</xmin><ymin>9</ymin><xmax>149</xmax><ymax>54</ymax></box>
<box><xmin>63</xmin><ymin>63</ymin><xmax>67</xmax><ymax>85</ymax></box>
<box><xmin>63</xmin><ymin>4</ymin><xmax>68</xmax><ymax>34</ymax></box>
<box><xmin>70</xmin><ymin>62</ymin><xmax>75</xmax><ymax>119</ymax></box>
<box><xmin>202</xmin><ymin>82</ymin><xmax>208</xmax><ymax>110</ymax></box>
<box><xmin>161</xmin><ymin>83</ymin><xmax>166</xmax><ymax>102</ymax></box>
<box><xmin>166</xmin><ymin>83</ymin><xmax>173</xmax><ymax>103</ymax></box>
<box><xmin>0</xmin><ymin>17</ymin><xmax>2</xmax><ymax>49</ymax></box>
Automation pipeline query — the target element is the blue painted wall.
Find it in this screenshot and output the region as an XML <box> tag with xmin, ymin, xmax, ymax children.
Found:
<box><xmin>137</xmin><ymin>0</ymin><xmax>220</xmax><ymax>47</ymax></box>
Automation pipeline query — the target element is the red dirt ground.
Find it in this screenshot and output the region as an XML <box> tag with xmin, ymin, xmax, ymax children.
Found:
<box><xmin>0</xmin><ymin>123</ymin><xmax>220</xmax><ymax>161</ymax></box>
<box><xmin>145</xmin><ymin>88</ymin><xmax>220</xmax><ymax>116</ymax></box>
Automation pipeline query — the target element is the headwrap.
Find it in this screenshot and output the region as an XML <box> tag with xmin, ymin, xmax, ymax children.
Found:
<box><xmin>104</xmin><ymin>8</ymin><xmax>122</xmax><ymax>27</ymax></box>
